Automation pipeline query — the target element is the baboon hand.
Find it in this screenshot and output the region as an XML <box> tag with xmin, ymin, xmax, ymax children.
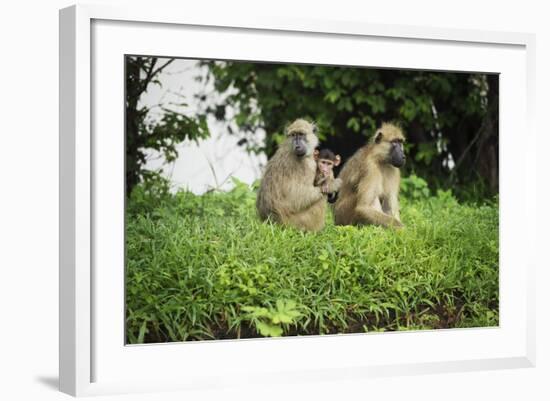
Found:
<box><xmin>392</xmin><ymin>218</ymin><xmax>404</xmax><ymax>229</ymax></box>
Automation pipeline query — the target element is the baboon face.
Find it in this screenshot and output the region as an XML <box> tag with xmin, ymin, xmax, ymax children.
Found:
<box><xmin>286</xmin><ymin>119</ymin><xmax>319</xmax><ymax>158</ymax></box>
<box><xmin>314</xmin><ymin>148</ymin><xmax>341</xmax><ymax>177</ymax></box>
<box><xmin>373</xmin><ymin>123</ymin><xmax>406</xmax><ymax>168</ymax></box>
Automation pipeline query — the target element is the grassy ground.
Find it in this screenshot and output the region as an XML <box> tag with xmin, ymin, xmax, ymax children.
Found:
<box><xmin>126</xmin><ymin>177</ymin><xmax>499</xmax><ymax>343</ymax></box>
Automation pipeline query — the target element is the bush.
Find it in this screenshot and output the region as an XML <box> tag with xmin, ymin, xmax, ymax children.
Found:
<box><xmin>126</xmin><ymin>180</ymin><xmax>498</xmax><ymax>343</ymax></box>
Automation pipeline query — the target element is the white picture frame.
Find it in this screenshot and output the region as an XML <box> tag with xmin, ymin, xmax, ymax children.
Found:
<box><xmin>59</xmin><ymin>4</ymin><xmax>536</xmax><ymax>397</ymax></box>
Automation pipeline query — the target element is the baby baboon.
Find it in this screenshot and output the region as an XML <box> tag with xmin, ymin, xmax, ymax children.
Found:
<box><xmin>334</xmin><ymin>123</ymin><xmax>405</xmax><ymax>228</ymax></box>
<box><xmin>314</xmin><ymin>148</ymin><xmax>341</xmax><ymax>204</ymax></box>
<box><xmin>256</xmin><ymin>119</ymin><xmax>341</xmax><ymax>231</ymax></box>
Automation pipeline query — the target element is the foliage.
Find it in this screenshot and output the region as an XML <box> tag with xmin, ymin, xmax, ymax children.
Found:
<box><xmin>125</xmin><ymin>56</ymin><xmax>210</xmax><ymax>195</ymax></box>
<box><xmin>201</xmin><ymin>62</ymin><xmax>499</xmax><ymax>199</ymax></box>
<box><xmin>400</xmin><ymin>174</ymin><xmax>431</xmax><ymax>200</ymax></box>
<box><xmin>242</xmin><ymin>300</ymin><xmax>302</xmax><ymax>337</ymax></box>
<box><xmin>126</xmin><ymin>180</ymin><xmax>499</xmax><ymax>343</ymax></box>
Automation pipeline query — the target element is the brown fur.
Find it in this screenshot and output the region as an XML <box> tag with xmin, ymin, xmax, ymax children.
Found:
<box><xmin>256</xmin><ymin>119</ymin><xmax>341</xmax><ymax>231</ymax></box>
<box><xmin>334</xmin><ymin>123</ymin><xmax>405</xmax><ymax>228</ymax></box>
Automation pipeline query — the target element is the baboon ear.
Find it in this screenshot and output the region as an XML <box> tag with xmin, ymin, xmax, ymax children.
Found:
<box><xmin>313</xmin><ymin>149</ymin><xmax>320</xmax><ymax>160</ymax></box>
<box><xmin>312</xmin><ymin>124</ymin><xmax>318</xmax><ymax>134</ymax></box>
<box><xmin>334</xmin><ymin>155</ymin><xmax>341</xmax><ymax>166</ymax></box>
<box><xmin>374</xmin><ymin>131</ymin><xmax>383</xmax><ymax>144</ymax></box>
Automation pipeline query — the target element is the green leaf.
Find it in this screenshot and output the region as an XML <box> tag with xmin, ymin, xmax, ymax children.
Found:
<box><xmin>256</xmin><ymin>321</ymin><xmax>283</xmax><ymax>337</ymax></box>
<box><xmin>346</xmin><ymin>117</ymin><xmax>360</xmax><ymax>133</ymax></box>
<box><xmin>324</xmin><ymin>89</ymin><xmax>341</xmax><ymax>103</ymax></box>
<box><xmin>137</xmin><ymin>321</ymin><xmax>148</xmax><ymax>343</ymax></box>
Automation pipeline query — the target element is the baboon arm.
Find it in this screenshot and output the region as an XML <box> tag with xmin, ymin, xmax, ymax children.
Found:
<box><xmin>315</xmin><ymin>177</ymin><xmax>326</xmax><ymax>186</ymax></box>
<box><xmin>355</xmin><ymin>179</ymin><xmax>402</xmax><ymax>228</ymax></box>
<box><xmin>281</xmin><ymin>184</ymin><xmax>324</xmax><ymax>215</ymax></box>
<box><xmin>355</xmin><ymin>175</ymin><xmax>381</xmax><ymax>208</ymax></box>
<box><xmin>328</xmin><ymin>177</ymin><xmax>342</xmax><ymax>193</ymax></box>
<box><xmin>388</xmin><ymin>193</ymin><xmax>401</xmax><ymax>220</ymax></box>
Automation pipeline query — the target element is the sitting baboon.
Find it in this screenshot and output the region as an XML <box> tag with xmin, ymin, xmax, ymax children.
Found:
<box><xmin>256</xmin><ymin>119</ymin><xmax>342</xmax><ymax>231</ymax></box>
<box><xmin>313</xmin><ymin>148</ymin><xmax>341</xmax><ymax>204</ymax></box>
<box><xmin>334</xmin><ymin>123</ymin><xmax>405</xmax><ymax>228</ymax></box>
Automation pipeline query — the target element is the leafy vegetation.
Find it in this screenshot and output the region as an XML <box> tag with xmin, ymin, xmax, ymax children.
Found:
<box><xmin>126</xmin><ymin>177</ymin><xmax>499</xmax><ymax>343</ymax></box>
<box><xmin>201</xmin><ymin>62</ymin><xmax>499</xmax><ymax>199</ymax></box>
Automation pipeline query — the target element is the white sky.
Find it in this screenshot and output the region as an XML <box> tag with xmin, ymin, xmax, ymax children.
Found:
<box><xmin>138</xmin><ymin>58</ymin><xmax>266</xmax><ymax>194</ymax></box>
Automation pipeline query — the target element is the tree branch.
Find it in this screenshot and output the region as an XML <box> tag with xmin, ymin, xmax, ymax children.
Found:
<box><xmin>451</xmin><ymin>99</ymin><xmax>497</xmax><ymax>175</ymax></box>
<box><xmin>151</xmin><ymin>59</ymin><xmax>174</xmax><ymax>78</ymax></box>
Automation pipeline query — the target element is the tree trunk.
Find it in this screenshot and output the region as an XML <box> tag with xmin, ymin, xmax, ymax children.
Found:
<box><xmin>125</xmin><ymin>57</ymin><xmax>141</xmax><ymax>196</ymax></box>
<box><xmin>475</xmin><ymin>74</ymin><xmax>499</xmax><ymax>193</ymax></box>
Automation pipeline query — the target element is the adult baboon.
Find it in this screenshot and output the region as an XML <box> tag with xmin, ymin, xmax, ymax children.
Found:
<box><xmin>256</xmin><ymin>119</ymin><xmax>341</xmax><ymax>231</ymax></box>
<box><xmin>334</xmin><ymin>123</ymin><xmax>405</xmax><ymax>228</ymax></box>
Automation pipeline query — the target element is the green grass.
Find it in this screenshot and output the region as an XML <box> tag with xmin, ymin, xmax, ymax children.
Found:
<box><xmin>126</xmin><ymin>178</ymin><xmax>499</xmax><ymax>343</ymax></box>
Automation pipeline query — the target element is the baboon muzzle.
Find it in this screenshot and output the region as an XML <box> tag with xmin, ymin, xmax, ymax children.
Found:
<box><xmin>390</xmin><ymin>143</ymin><xmax>405</xmax><ymax>168</ymax></box>
<box><xmin>293</xmin><ymin>137</ymin><xmax>307</xmax><ymax>157</ymax></box>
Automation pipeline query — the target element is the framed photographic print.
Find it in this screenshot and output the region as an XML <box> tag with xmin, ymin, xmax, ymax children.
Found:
<box><xmin>59</xmin><ymin>4</ymin><xmax>536</xmax><ymax>397</ymax></box>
